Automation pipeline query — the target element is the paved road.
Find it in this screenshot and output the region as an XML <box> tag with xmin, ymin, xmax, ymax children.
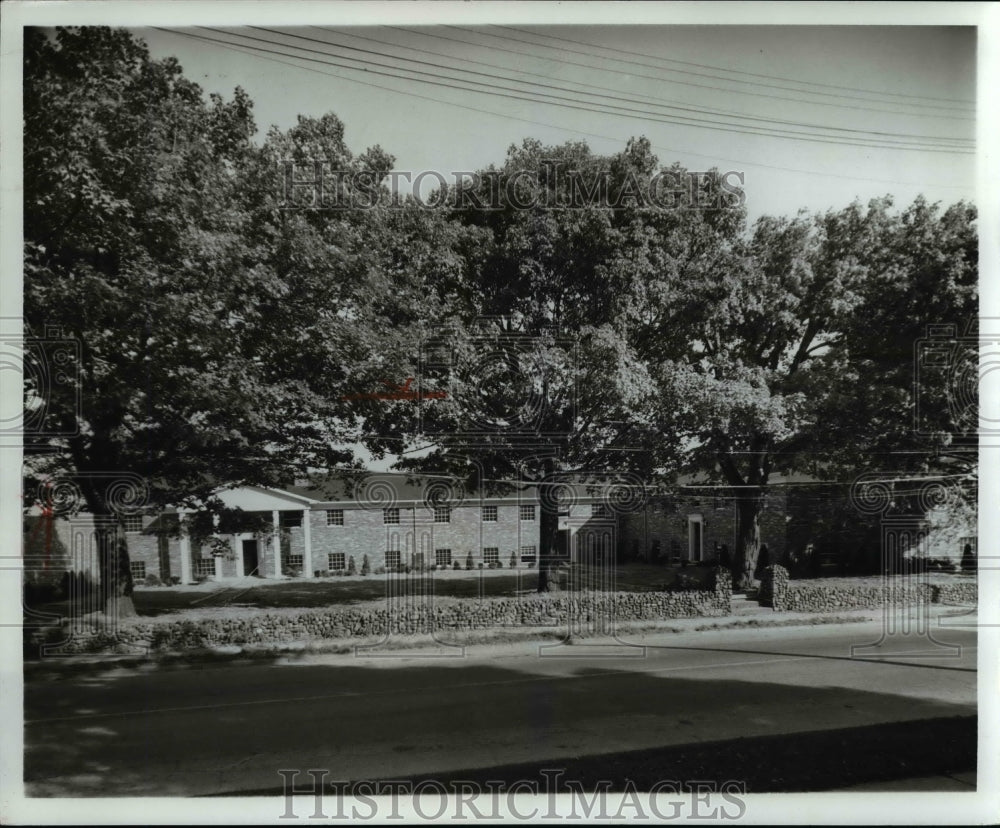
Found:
<box><xmin>23</xmin><ymin>619</ymin><xmax>976</xmax><ymax>797</ymax></box>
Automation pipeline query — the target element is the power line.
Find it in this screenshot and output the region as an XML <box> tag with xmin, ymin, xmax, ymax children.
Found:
<box><xmin>202</xmin><ymin>27</ymin><xmax>972</xmax><ymax>155</ymax></box>
<box><xmin>305</xmin><ymin>26</ymin><xmax>971</xmax><ymax>147</ymax></box>
<box><xmin>392</xmin><ymin>26</ymin><xmax>972</xmax><ymax>125</ymax></box>
<box><xmin>442</xmin><ymin>25</ymin><xmax>975</xmax><ymax>122</ymax></box>
<box><xmin>151</xmin><ymin>28</ymin><xmax>974</xmax><ymax>191</ymax></box>
<box><xmin>496</xmin><ymin>25</ymin><xmax>975</xmax><ymax>109</ymax></box>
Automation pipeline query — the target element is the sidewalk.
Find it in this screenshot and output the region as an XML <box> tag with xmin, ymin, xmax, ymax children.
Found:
<box><xmin>25</xmin><ymin>600</ymin><xmax>976</xmax><ymax>680</ymax></box>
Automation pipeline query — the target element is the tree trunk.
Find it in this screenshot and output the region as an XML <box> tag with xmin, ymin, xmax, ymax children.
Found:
<box><xmin>536</xmin><ymin>461</ymin><xmax>563</xmax><ymax>593</ymax></box>
<box><xmin>96</xmin><ymin>521</ymin><xmax>137</xmax><ymax>618</ymax></box>
<box><xmin>734</xmin><ymin>489</ymin><xmax>765</xmax><ymax>592</ymax></box>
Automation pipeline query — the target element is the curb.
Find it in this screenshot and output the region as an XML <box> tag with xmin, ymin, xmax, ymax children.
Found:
<box><xmin>22</xmin><ymin>609</ymin><xmax>886</xmax><ymax>679</ymax></box>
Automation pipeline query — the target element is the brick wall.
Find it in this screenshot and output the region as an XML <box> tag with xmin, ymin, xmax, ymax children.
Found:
<box><xmin>619</xmin><ymin>491</ymin><xmax>788</xmax><ymax>563</ymax></box>
<box><xmin>308</xmin><ymin>502</ymin><xmax>539</xmax><ymax>573</ymax></box>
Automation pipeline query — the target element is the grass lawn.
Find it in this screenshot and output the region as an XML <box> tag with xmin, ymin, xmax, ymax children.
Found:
<box><xmin>129</xmin><ymin>562</ymin><xmax>715</xmax><ymax>617</ymax></box>
<box><xmin>25</xmin><ymin>562</ymin><xmax>716</xmax><ymax>620</ymax></box>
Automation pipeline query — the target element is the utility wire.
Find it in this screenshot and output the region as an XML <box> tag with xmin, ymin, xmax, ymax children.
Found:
<box><xmin>389</xmin><ymin>26</ymin><xmax>973</xmax><ymax>124</ymax></box>
<box><xmin>495</xmin><ymin>24</ymin><xmax>975</xmax><ymax>109</ymax></box>
<box><xmin>152</xmin><ymin>28</ymin><xmax>975</xmax><ymax>191</ymax></box>
<box><xmin>199</xmin><ymin>27</ymin><xmax>972</xmax><ymax>155</ymax></box>
<box><xmin>304</xmin><ymin>26</ymin><xmax>970</xmax><ymax>146</ymax></box>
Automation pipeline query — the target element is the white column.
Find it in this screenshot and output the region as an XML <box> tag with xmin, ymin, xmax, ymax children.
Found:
<box><xmin>302</xmin><ymin>508</ymin><xmax>313</xmax><ymax>578</ymax></box>
<box><xmin>178</xmin><ymin>514</ymin><xmax>193</xmax><ymax>585</ymax></box>
<box><xmin>233</xmin><ymin>534</ymin><xmax>243</xmax><ymax>577</ymax></box>
<box><xmin>214</xmin><ymin>552</ymin><xmax>223</xmax><ymax>580</ymax></box>
<box><xmin>272</xmin><ymin>510</ymin><xmax>281</xmax><ymax>578</ymax></box>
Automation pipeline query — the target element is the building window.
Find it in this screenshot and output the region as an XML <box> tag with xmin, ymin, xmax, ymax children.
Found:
<box><xmin>687</xmin><ymin>515</ymin><xmax>703</xmax><ymax>562</ymax></box>
<box><xmin>122</xmin><ymin>515</ymin><xmax>143</xmax><ymax>533</ymax></box>
<box><xmin>326</xmin><ymin>509</ymin><xmax>344</xmax><ymax>526</ymax></box>
<box><xmin>520</xmin><ymin>545</ymin><xmax>537</xmax><ymax>563</ymax></box>
<box><xmin>284</xmin><ymin>553</ymin><xmax>304</xmax><ymax>570</ymax></box>
<box><xmin>129</xmin><ymin>561</ymin><xmax>146</xmax><ymax>580</ymax></box>
<box><xmin>482</xmin><ymin>505</ymin><xmax>498</xmax><ymax>522</ymax></box>
<box><xmin>328</xmin><ymin>552</ymin><xmax>346</xmax><ymax>571</ymax></box>
<box><xmin>519</xmin><ymin>505</ymin><xmax>535</xmax><ymax>521</ymax></box>
<box><xmin>280</xmin><ymin>512</ymin><xmax>303</xmax><ymax>529</ymax></box>
<box><xmin>435</xmin><ymin>548</ymin><xmax>452</xmax><ymax>567</ymax></box>
<box><xmin>384</xmin><ymin>508</ymin><xmax>400</xmax><ymax>525</ymax></box>
<box><xmin>484</xmin><ymin>547</ymin><xmax>499</xmax><ymax>565</ymax></box>
<box><xmin>386</xmin><ymin>549</ymin><xmax>401</xmax><ymax>569</ymax></box>
<box><xmin>194</xmin><ymin>557</ymin><xmax>215</xmax><ymax>577</ymax></box>
<box><xmin>434</xmin><ymin>506</ymin><xmax>450</xmax><ymax>524</ymax></box>
<box><xmin>591</xmin><ymin>503</ymin><xmax>609</xmax><ymax>518</ymax></box>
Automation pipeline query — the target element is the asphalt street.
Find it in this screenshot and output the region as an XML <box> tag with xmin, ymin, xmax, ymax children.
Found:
<box><xmin>22</xmin><ymin>618</ymin><xmax>976</xmax><ymax>797</ymax></box>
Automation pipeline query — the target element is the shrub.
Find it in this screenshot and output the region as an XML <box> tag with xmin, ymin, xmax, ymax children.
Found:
<box><xmin>347</xmin><ymin>555</ymin><xmax>357</xmax><ymax>575</ymax></box>
<box><xmin>170</xmin><ymin>576</ymin><xmax>181</xmax><ymax>586</ymax></box>
<box><xmin>144</xmin><ymin>572</ymin><xmax>162</xmax><ymax>587</ymax></box>
<box><xmin>465</xmin><ymin>553</ymin><xmax>473</xmax><ymax>570</ymax></box>
<box><xmin>429</xmin><ymin>564</ymin><xmax>437</xmax><ymax>572</ymax></box>
<box><xmin>509</xmin><ymin>552</ymin><xmax>517</xmax><ymax>569</ymax></box>
<box><xmin>478</xmin><ymin>562</ymin><xmax>484</xmax><ymax>569</ymax></box>
<box><xmin>361</xmin><ymin>554</ymin><xmax>370</xmax><ymax>576</ymax></box>
<box><xmin>375</xmin><ymin>566</ymin><xmax>386</xmax><ymax>575</ymax></box>
<box><xmin>452</xmin><ymin>560</ymin><xmax>460</xmax><ymax>571</ymax></box>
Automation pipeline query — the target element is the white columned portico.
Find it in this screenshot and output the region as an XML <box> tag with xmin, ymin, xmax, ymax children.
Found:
<box><xmin>178</xmin><ymin>512</ymin><xmax>193</xmax><ymax>584</ymax></box>
<box><xmin>272</xmin><ymin>509</ymin><xmax>282</xmax><ymax>578</ymax></box>
<box><xmin>302</xmin><ymin>507</ymin><xmax>313</xmax><ymax>578</ymax></box>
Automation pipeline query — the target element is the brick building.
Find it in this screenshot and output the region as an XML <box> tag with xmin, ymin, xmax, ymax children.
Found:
<box><xmin>44</xmin><ymin>472</ymin><xmax>941</xmax><ymax>586</ymax></box>
<box><xmin>42</xmin><ymin>475</ymin><xmax>571</xmax><ymax>584</ymax></box>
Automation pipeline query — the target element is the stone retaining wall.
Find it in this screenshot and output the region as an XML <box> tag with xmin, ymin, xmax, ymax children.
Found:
<box><xmin>29</xmin><ymin>570</ymin><xmax>733</xmax><ymax>655</ymax></box>
<box><xmin>759</xmin><ymin>565</ymin><xmax>978</xmax><ymax>612</ymax></box>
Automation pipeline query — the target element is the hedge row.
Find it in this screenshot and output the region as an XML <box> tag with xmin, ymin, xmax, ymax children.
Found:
<box><xmin>759</xmin><ymin>565</ymin><xmax>978</xmax><ymax>612</ymax></box>
<box><xmin>28</xmin><ymin>570</ymin><xmax>732</xmax><ymax>655</ymax></box>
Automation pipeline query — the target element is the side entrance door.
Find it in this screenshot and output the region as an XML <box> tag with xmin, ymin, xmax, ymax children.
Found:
<box><xmin>242</xmin><ymin>538</ymin><xmax>260</xmax><ymax>576</ymax></box>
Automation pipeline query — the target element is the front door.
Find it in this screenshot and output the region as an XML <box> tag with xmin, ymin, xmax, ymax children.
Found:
<box><xmin>242</xmin><ymin>538</ymin><xmax>260</xmax><ymax>576</ymax></box>
<box><xmin>157</xmin><ymin>533</ymin><xmax>171</xmax><ymax>581</ymax></box>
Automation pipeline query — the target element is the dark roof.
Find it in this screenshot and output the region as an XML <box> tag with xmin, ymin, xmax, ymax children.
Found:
<box><xmin>285</xmin><ymin>472</ymin><xmax>537</xmax><ymax>504</ymax></box>
<box><xmin>141</xmin><ymin>512</ymin><xmax>180</xmax><ymax>534</ymax></box>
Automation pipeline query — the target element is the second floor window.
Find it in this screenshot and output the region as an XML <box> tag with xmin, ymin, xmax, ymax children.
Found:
<box><xmin>519</xmin><ymin>505</ymin><xmax>535</xmax><ymax>521</ymax></box>
<box><xmin>384</xmin><ymin>508</ymin><xmax>400</xmax><ymax>525</ymax></box>
<box><xmin>434</xmin><ymin>506</ymin><xmax>450</xmax><ymax>524</ymax></box>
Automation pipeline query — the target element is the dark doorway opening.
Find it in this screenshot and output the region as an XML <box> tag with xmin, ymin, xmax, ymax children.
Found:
<box><xmin>242</xmin><ymin>539</ymin><xmax>260</xmax><ymax>576</ymax></box>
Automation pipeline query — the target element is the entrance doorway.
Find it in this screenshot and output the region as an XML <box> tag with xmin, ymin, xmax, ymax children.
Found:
<box><xmin>242</xmin><ymin>538</ymin><xmax>260</xmax><ymax>576</ymax></box>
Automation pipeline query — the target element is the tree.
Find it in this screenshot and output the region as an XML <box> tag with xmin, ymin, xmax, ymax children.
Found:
<box><xmin>383</xmin><ymin>137</ymin><xmax>747</xmax><ymax>590</ymax></box>
<box><xmin>23</xmin><ymin>28</ymin><xmax>432</xmax><ymax>615</ymax></box>
<box><xmin>658</xmin><ymin>196</ymin><xmax>977</xmax><ymax>589</ymax></box>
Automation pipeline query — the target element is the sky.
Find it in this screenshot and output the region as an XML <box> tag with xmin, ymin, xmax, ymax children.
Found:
<box><xmin>135</xmin><ymin>24</ymin><xmax>977</xmax><ymax>224</ymax></box>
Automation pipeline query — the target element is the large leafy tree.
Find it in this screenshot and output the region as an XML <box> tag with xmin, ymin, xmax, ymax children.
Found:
<box><xmin>381</xmin><ymin>137</ymin><xmax>748</xmax><ymax>590</ymax></box>
<box><xmin>659</xmin><ymin>196</ymin><xmax>977</xmax><ymax>589</ymax></box>
<box><xmin>23</xmin><ymin>28</ymin><xmax>431</xmax><ymax>614</ymax></box>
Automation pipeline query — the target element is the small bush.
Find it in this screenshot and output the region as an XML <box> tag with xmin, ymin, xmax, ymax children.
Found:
<box><xmin>347</xmin><ymin>555</ymin><xmax>357</xmax><ymax>575</ymax></box>
<box><xmin>361</xmin><ymin>554</ymin><xmax>370</xmax><ymax>576</ymax></box>
<box><xmin>375</xmin><ymin>566</ymin><xmax>386</xmax><ymax>575</ymax></box>
<box><xmin>478</xmin><ymin>562</ymin><xmax>484</xmax><ymax>569</ymax></box>
<box><xmin>452</xmin><ymin>560</ymin><xmax>460</xmax><ymax>571</ymax></box>
<box><xmin>465</xmin><ymin>553</ymin><xmax>473</xmax><ymax>570</ymax></box>
<box><xmin>144</xmin><ymin>572</ymin><xmax>162</xmax><ymax>587</ymax></box>
<box><xmin>509</xmin><ymin>552</ymin><xmax>517</xmax><ymax>569</ymax></box>
<box><xmin>170</xmin><ymin>576</ymin><xmax>181</xmax><ymax>586</ymax></box>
